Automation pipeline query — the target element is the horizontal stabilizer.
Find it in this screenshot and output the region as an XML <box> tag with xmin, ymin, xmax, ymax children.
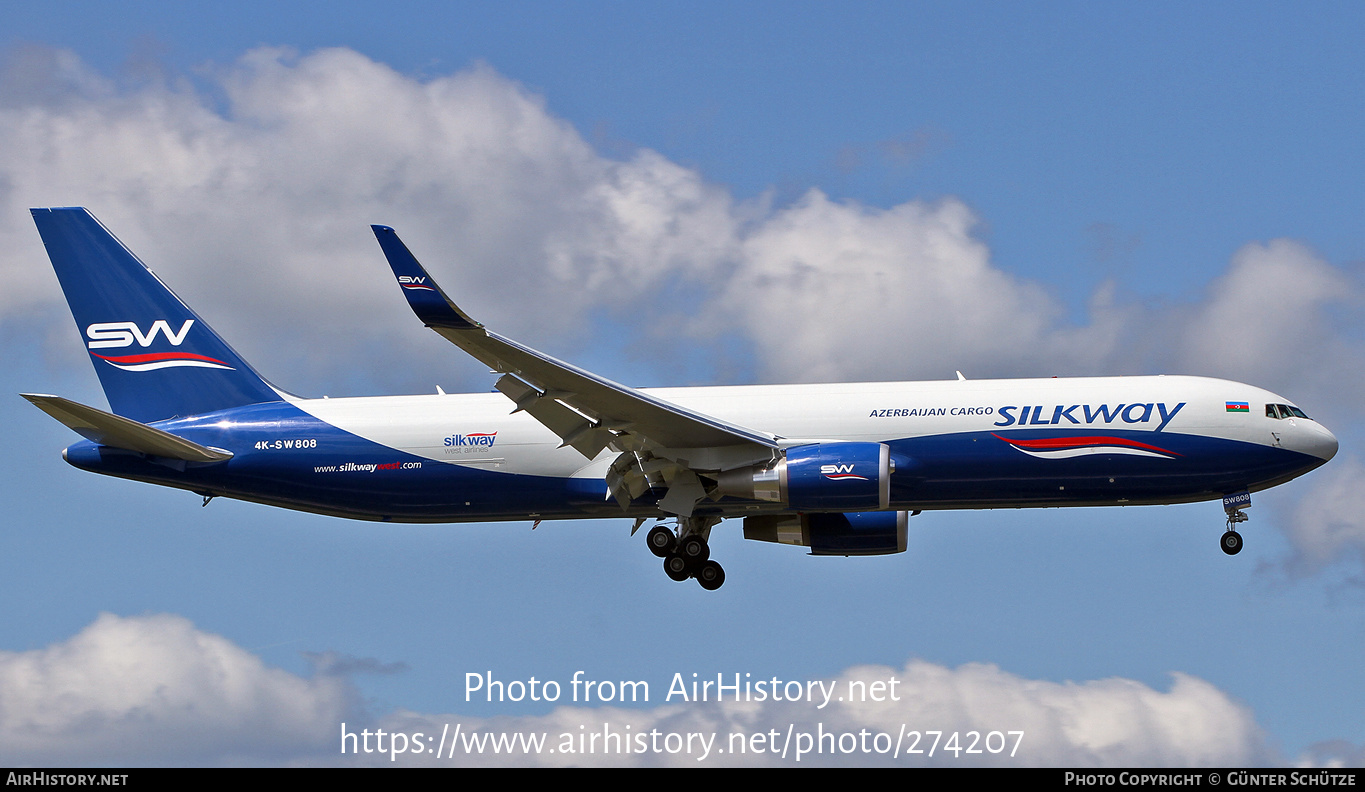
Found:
<box><xmin>21</xmin><ymin>394</ymin><xmax>233</xmax><ymax>463</ymax></box>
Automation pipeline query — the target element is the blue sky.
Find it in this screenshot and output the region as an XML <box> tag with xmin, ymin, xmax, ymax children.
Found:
<box><xmin>2</xmin><ymin>2</ymin><xmax>1364</xmax><ymax>766</ymax></box>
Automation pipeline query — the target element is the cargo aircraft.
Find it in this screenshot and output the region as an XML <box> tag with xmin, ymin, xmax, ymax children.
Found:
<box><xmin>24</xmin><ymin>208</ymin><xmax>1339</xmax><ymax>590</ymax></box>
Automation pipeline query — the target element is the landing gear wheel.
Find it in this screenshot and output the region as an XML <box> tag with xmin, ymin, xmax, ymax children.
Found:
<box><xmin>664</xmin><ymin>554</ymin><xmax>690</xmax><ymax>581</ymax></box>
<box><xmin>1221</xmin><ymin>530</ymin><xmax>1243</xmax><ymax>556</ymax></box>
<box><xmin>695</xmin><ymin>560</ymin><xmax>725</xmax><ymax>591</ymax></box>
<box><xmin>680</xmin><ymin>535</ymin><xmax>710</xmax><ymax>565</ymax></box>
<box><xmin>646</xmin><ymin>525</ymin><xmax>677</xmax><ymax>558</ymax></box>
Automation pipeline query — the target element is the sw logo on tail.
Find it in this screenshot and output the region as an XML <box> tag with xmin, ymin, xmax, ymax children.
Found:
<box><xmin>86</xmin><ymin>319</ymin><xmax>195</xmax><ymax>348</ymax></box>
<box><xmin>85</xmin><ymin>319</ymin><xmax>236</xmax><ymax>372</ymax></box>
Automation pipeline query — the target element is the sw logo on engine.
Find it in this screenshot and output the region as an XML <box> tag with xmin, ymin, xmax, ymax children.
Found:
<box><xmin>820</xmin><ymin>463</ymin><xmax>869</xmax><ymax>481</ymax></box>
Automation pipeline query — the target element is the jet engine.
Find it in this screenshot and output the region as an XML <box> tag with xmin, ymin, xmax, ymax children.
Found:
<box><xmin>715</xmin><ymin>441</ymin><xmax>892</xmax><ymax>511</ymax></box>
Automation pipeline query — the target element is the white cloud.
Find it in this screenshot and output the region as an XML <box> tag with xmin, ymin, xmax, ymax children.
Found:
<box><xmin>706</xmin><ymin>189</ymin><xmax>1068</xmax><ymax>383</ymax></box>
<box><xmin>1173</xmin><ymin>239</ymin><xmax>1365</xmax><ymax>414</ymax></box>
<box><xmin>1278</xmin><ymin>456</ymin><xmax>1365</xmax><ymax>576</ymax></box>
<box><xmin>1295</xmin><ymin>739</ymin><xmax>1365</xmax><ymax>768</ymax></box>
<box><xmin>0</xmin><ymin>613</ymin><xmax>356</xmax><ymax>765</ymax></box>
<box><xmin>0</xmin><ymin>46</ymin><xmax>738</xmax><ymax>394</ymax></box>
<box><xmin>708</xmin><ymin>196</ymin><xmax>1365</xmax><ymax>396</ymax></box>
<box><xmin>4</xmin><ymin>45</ymin><xmax>1361</xmax><ymax>398</ymax></box>
<box><xmin>384</xmin><ymin>661</ymin><xmax>1264</xmax><ymax>767</ymax></box>
<box><xmin>0</xmin><ymin>613</ymin><xmax>1276</xmax><ymax>766</ymax></box>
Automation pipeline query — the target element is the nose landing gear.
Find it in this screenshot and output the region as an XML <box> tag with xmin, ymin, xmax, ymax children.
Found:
<box><xmin>1221</xmin><ymin>490</ymin><xmax>1251</xmax><ymax>556</ymax></box>
<box><xmin>1221</xmin><ymin>518</ymin><xmax>1245</xmax><ymax>555</ymax></box>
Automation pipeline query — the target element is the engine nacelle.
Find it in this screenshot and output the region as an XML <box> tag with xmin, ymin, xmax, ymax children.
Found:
<box><xmin>743</xmin><ymin>511</ymin><xmax>909</xmax><ymax>556</ymax></box>
<box><xmin>715</xmin><ymin>441</ymin><xmax>891</xmax><ymax>511</ymax></box>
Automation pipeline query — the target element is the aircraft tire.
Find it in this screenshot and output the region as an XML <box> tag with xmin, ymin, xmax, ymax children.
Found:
<box><xmin>696</xmin><ymin>560</ymin><xmax>725</xmax><ymax>591</ymax></box>
<box><xmin>647</xmin><ymin>525</ymin><xmax>677</xmax><ymax>558</ymax></box>
<box><xmin>680</xmin><ymin>535</ymin><xmax>710</xmax><ymax>564</ymax></box>
<box><xmin>1221</xmin><ymin>530</ymin><xmax>1243</xmax><ymax>556</ymax></box>
<box><xmin>664</xmin><ymin>554</ymin><xmax>690</xmax><ymax>581</ymax></box>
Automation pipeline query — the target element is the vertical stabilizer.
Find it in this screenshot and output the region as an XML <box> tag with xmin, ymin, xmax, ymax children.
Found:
<box><xmin>31</xmin><ymin>208</ymin><xmax>283</xmax><ymax>422</ymax></box>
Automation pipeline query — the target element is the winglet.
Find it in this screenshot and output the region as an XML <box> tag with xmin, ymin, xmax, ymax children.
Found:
<box><xmin>22</xmin><ymin>393</ymin><xmax>232</xmax><ymax>463</ymax></box>
<box><xmin>370</xmin><ymin>225</ymin><xmax>482</xmax><ymax>331</ymax></box>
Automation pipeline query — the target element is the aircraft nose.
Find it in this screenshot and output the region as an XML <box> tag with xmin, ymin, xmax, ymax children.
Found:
<box><xmin>1302</xmin><ymin>421</ymin><xmax>1339</xmax><ymax>462</ymax></box>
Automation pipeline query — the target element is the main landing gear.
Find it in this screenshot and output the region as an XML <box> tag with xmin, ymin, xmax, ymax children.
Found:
<box><xmin>646</xmin><ymin>516</ymin><xmax>725</xmax><ymax>590</ymax></box>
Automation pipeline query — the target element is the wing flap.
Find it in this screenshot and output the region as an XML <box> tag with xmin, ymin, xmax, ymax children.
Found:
<box><xmin>494</xmin><ymin>374</ymin><xmax>613</xmax><ymax>458</ymax></box>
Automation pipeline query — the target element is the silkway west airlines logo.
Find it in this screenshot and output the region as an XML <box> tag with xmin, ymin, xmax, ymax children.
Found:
<box><xmin>445</xmin><ymin>432</ymin><xmax>497</xmax><ymax>448</ymax></box>
<box><xmin>85</xmin><ymin>320</ymin><xmax>235</xmax><ymax>372</ymax></box>
<box><xmin>398</xmin><ymin>275</ymin><xmax>435</xmax><ymax>292</ymax></box>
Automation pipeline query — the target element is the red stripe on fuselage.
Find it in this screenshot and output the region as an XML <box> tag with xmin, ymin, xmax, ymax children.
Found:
<box><xmin>992</xmin><ymin>433</ymin><xmax>1181</xmax><ymax>457</ymax></box>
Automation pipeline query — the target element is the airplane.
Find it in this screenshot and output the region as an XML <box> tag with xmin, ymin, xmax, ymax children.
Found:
<box><xmin>23</xmin><ymin>207</ymin><xmax>1339</xmax><ymax>590</ymax></box>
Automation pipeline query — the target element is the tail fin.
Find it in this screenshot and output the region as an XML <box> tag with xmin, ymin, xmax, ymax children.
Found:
<box><xmin>31</xmin><ymin>208</ymin><xmax>283</xmax><ymax>423</ymax></box>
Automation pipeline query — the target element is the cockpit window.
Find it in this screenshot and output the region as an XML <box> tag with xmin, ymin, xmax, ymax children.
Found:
<box><xmin>1265</xmin><ymin>403</ymin><xmax>1311</xmax><ymax>420</ymax></box>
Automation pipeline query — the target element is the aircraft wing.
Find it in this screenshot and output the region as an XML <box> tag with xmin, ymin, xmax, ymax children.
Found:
<box><xmin>372</xmin><ymin>226</ymin><xmax>779</xmax><ymax>501</ymax></box>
